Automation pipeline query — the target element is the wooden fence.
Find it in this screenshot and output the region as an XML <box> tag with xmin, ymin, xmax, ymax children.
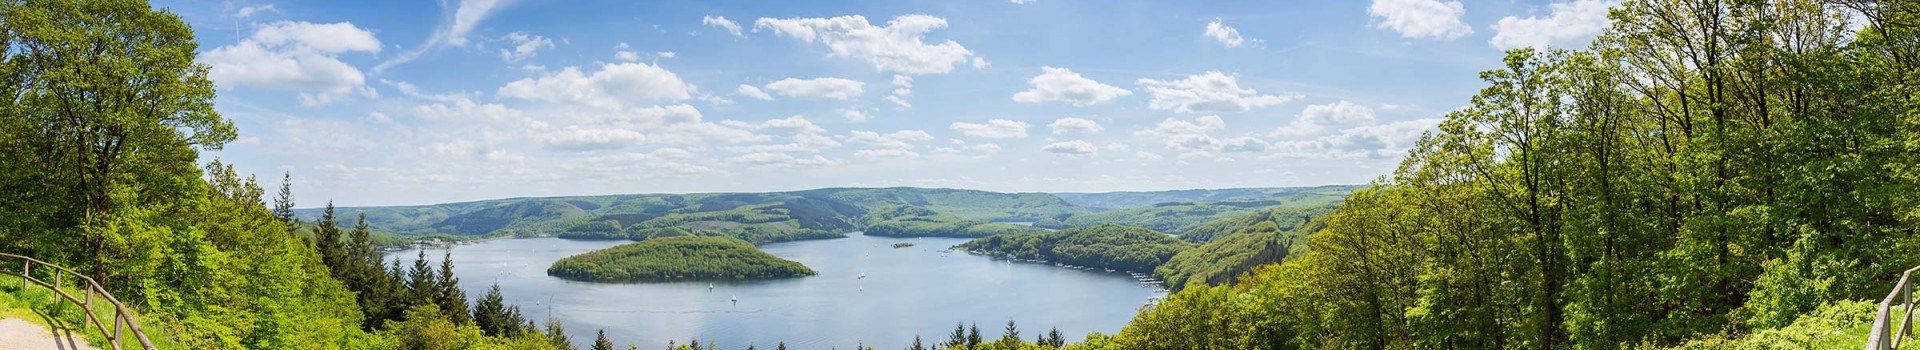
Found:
<box><xmin>0</xmin><ymin>252</ymin><xmax>155</xmax><ymax>350</ymax></box>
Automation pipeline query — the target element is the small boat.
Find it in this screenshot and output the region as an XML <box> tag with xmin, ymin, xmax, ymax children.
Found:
<box><xmin>858</xmin><ymin>272</ymin><xmax>867</xmax><ymax>279</ymax></box>
<box><xmin>709</xmin><ymin>283</ymin><xmax>714</xmax><ymax>291</ymax></box>
<box><xmin>731</xmin><ymin>294</ymin><xmax>738</xmax><ymax>302</ymax></box>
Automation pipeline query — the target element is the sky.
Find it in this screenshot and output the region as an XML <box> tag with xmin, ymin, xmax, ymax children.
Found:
<box><xmin>153</xmin><ymin>0</ymin><xmax>1623</xmax><ymax>207</ymax></box>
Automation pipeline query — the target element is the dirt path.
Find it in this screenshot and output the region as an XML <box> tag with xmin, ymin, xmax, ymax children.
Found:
<box><xmin>0</xmin><ymin>318</ymin><xmax>96</xmax><ymax>350</ymax></box>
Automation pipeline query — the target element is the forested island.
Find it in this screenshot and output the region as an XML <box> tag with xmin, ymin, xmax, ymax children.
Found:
<box><xmin>547</xmin><ymin>236</ymin><xmax>817</xmax><ymax>282</ymax></box>
<box><xmin>956</xmin><ymin>224</ymin><xmax>1194</xmax><ymax>273</ymax></box>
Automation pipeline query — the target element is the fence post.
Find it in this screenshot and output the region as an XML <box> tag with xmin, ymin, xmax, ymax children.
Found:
<box><xmin>20</xmin><ymin>261</ymin><xmax>28</xmax><ymax>291</ymax></box>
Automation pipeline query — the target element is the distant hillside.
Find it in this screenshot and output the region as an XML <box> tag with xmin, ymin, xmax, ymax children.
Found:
<box><xmin>1051</xmin><ymin>185</ymin><xmax>1360</xmax><ymax>210</ymax></box>
<box><xmin>294</xmin><ymin>187</ymin><xmax>1093</xmax><ymax>239</ymax></box>
<box><xmin>1034</xmin><ymin>186</ymin><xmax>1355</xmax><ymax>235</ymax></box>
<box><xmin>1155</xmin><ymin>206</ymin><xmax>1332</xmax><ymax>290</ymax></box>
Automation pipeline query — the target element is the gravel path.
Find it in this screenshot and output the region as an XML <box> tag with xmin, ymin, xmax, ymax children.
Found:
<box><xmin>0</xmin><ymin>318</ymin><xmax>96</xmax><ymax>350</ymax></box>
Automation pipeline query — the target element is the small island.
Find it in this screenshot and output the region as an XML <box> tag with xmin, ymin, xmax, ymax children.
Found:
<box><xmin>547</xmin><ymin>236</ymin><xmax>816</xmax><ymax>282</ymax></box>
<box><xmin>891</xmin><ymin>242</ymin><xmax>915</xmax><ymax>248</ymax></box>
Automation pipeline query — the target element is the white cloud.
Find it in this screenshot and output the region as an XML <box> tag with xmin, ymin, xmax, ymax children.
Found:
<box><xmin>1138</xmin><ymin>115</ymin><xmax>1265</xmax><ymax>157</ymax></box>
<box><xmin>658</xmin><ymin>51</ymin><xmax>677</xmax><ymax>59</ymax></box>
<box><xmin>497</xmin><ymin>62</ymin><xmax>696</xmax><ymax>109</ymax></box>
<box><xmin>413</xmin><ymin>96</ymin><xmax>518</xmax><ymax>122</ymax></box>
<box><xmin>1136</xmin><ymin>72</ymin><xmax>1297</xmax><ymax>113</ymax></box>
<box><xmin>731</xmin><ymin>152</ymin><xmax>835</xmax><ymax>168</ymax></box>
<box><xmin>1489</xmin><ymin>0</ymin><xmax>1619</xmax><ymax>50</ymax></box>
<box><xmin>1042</xmin><ymin>140</ymin><xmax>1098</xmax><ymax>157</ymax></box>
<box><xmin>1369</xmin><ymin>0</ymin><xmax>1474</xmax><ymax>40</ymax></box>
<box><xmin>538</xmin><ymin>127</ymin><xmax>647</xmax><ymax>151</ymax></box>
<box><xmin>737</xmin><ymin>85</ymin><xmax>773</xmax><ymax>100</ymax></box>
<box><xmin>446</xmin><ymin>0</ymin><xmax>507</xmax><ymax>46</ymax></box>
<box><xmin>1280</xmin><ymin>100</ymin><xmax>1377</xmax><ymax>135</ymax></box>
<box><xmin>498</xmin><ymin>32</ymin><xmax>554</xmax><ymax>62</ymax></box>
<box><xmin>235</xmin><ymin>4</ymin><xmax>278</xmax><ymax>18</ymax></box>
<box><xmin>1012</xmin><ymin>67</ymin><xmax>1133</xmax><ymax>106</ymax></box>
<box><xmin>950</xmin><ymin>119</ymin><xmax>1031</xmax><ymax>138</ymax></box>
<box><xmin>757</xmin><ymin>116</ymin><xmax>828</xmax><ymax>134</ymax></box>
<box><xmin>888</xmin><ymin>75</ymin><xmax>914</xmax><ymax>110</ymax></box>
<box><xmin>703</xmin><ymin>15</ymin><xmax>745</xmax><ymax>37</ymax></box>
<box><xmin>1011</xmin><ymin>0</ymin><xmax>1036</xmax><ymax>4</ymax></box>
<box><xmin>755</xmin><ymin>15</ymin><xmax>978</xmax><ymax>75</ymax></box>
<box><xmin>764</xmin><ymin>77</ymin><xmax>865</xmax><ymax>100</ymax></box>
<box><xmin>842</xmin><ymin>108</ymin><xmax>876</xmax><ymax>123</ymax></box>
<box><xmin>1205</xmin><ymin>19</ymin><xmax>1261</xmax><ymax>48</ymax></box>
<box><xmin>1049</xmin><ymin>117</ymin><xmax>1103</xmax><ymax>134</ymax></box>
<box><xmin>202</xmin><ymin>21</ymin><xmax>381</xmax><ymax>105</ymax></box>
<box><xmin>375</xmin><ymin>0</ymin><xmax>511</xmax><ymax>73</ymax></box>
<box><xmin>1135</xmin><ymin>151</ymin><xmax>1164</xmax><ymax>160</ymax></box>
<box><xmin>1273</xmin><ymin>118</ymin><xmax>1441</xmax><ymax>159</ymax></box>
<box><xmin>846</xmin><ymin>130</ymin><xmax>933</xmax><ymax>157</ymax></box>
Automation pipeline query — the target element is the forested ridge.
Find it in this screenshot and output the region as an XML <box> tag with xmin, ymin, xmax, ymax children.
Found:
<box><xmin>1064</xmin><ymin>1</ymin><xmax>1920</xmax><ymax>348</ymax></box>
<box><xmin>956</xmin><ymin>225</ymin><xmax>1194</xmax><ymax>273</ymax></box>
<box><xmin>547</xmin><ymin>236</ymin><xmax>816</xmax><ymax>282</ymax></box>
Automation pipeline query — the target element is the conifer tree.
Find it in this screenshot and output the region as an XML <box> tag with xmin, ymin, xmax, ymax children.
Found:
<box><xmin>966</xmin><ymin>323</ymin><xmax>981</xmax><ymax>348</ymax></box>
<box><xmin>591</xmin><ymin>329</ymin><xmax>613</xmax><ymax>350</ymax></box>
<box><xmin>546</xmin><ymin>318</ymin><xmax>574</xmax><ymax>350</ymax></box>
<box><xmin>271</xmin><ymin>172</ymin><xmax>298</xmax><ymax>233</ymax></box>
<box><xmin>439</xmin><ymin>251</ymin><xmax>470</xmax><ymax>324</ymax></box>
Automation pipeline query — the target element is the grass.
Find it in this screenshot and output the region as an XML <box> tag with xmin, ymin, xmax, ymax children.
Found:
<box><xmin>0</xmin><ymin>274</ymin><xmax>177</xmax><ymax>349</ymax></box>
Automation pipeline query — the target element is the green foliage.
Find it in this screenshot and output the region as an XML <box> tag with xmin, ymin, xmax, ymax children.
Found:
<box><xmin>1037</xmin><ymin>192</ymin><xmax>1346</xmax><ymax>235</ymax></box>
<box><xmin>957</xmin><ymin>225</ymin><xmax>1194</xmax><ymax>272</ymax></box>
<box><xmin>1171</xmin><ymin>204</ymin><xmax>1335</xmax><ymax>243</ymax></box>
<box><xmin>556</xmin><ymin>220</ymin><xmax>625</xmax><ymax>240</ymax></box>
<box><xmin>1051</xmin><ymin>185</ymin><xmax>1358</xmax><ymax>211</ymax></box>
<box><xmin>861</xmin><ymin>205</ymin><xmax>1048</xmax><ymax>238</ymax></box>
<box><xmin>547</xmin><ymin>236</ymin><xmax>816</xmax><ymax>281</ymax></box>
<box><xmin>628</xmin><ymin>226</ymin><xmax>692</xmax><ymax>241</ymax></box>
<box><xmin>1085</xmin><ymin>2</ymin><xmax>1920</xmax><ymax>348</ymax></box>
<box><xmin>1154</xmin><ymin>219</ymin><xmax>1318</xmax><ymax>290</ymax></box>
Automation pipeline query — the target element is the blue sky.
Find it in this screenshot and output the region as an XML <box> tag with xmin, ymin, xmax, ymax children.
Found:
<box><xmin>156</xmin><ymin>0</ymin><xmax>1621</xmax><ymax>206</ymax></box>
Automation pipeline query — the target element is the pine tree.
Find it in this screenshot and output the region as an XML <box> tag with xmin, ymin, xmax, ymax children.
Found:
<box><xmin>776</xmin><ymin>342</ymin><xmax>786</xmax><ymax>350</ymax></box>
<box><xmin>314</xmin><ymin>203</ymin><xmax>343</xmax><ymax>274</ymax></box>
<box><xmin>271</xmin><ymin>172</ymin><xmax>298</xmax><ymax>234</ymax></box>
<box><xmin>945</xmin><ymin>323</ymin><xmax>966</xmax><ymax>349</ymax></box>
<box><xmin>475</xmin><ymin>283</ymin><xmax>508</xmax><ymax>336</ymax></box>
<box><xmin>1045</xmin><ymin>327</ymin><xmax>1064</xmax><ymax>348</ymax></box>
<box><xmin>1001</xmin><ymin>320</ymin><xmax>1019</xmax><ymax>342</ymax></box>
<box><xmin>966</xmin><ymin>323</ymin><xmax>981</xmax><ymax>348</ymax></box>
<box><xmin>438</xmin><ymin>251</ymin><xmax>470</xmax><ymax>325</ymax></box>
<box><xmin>909</xmin><ymin>336</ymin><xmax>925</xmax><ymax>350</ymax></box>
<box><xmin>545</xmin><ymin>318</ymin><xmax>574</xmax><ymax>350</ymax></box>
<box><xmin>591</xmin><ymin>329</ymin><xmax>614</xmax><ymax>350</ymax></box>
<box><xmin>406</xmin><ymin>250</ymin><xmax>436</xmax><ymax>302</ymax></box>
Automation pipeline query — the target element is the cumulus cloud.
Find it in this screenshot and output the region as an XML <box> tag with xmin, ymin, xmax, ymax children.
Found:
<box><xmin>498</xmin><ymin>32</ymin><xmax>554</xmax><ymax>61</ymax></box>
<box><xmin>235</xmin><ymin>4</ymin><xmax>278</xmax><ymax>18</ymax></box>
<box><xmin>1273</xmin><ymin>118</ymin><xmax>1441</xmax><ymax>159</ymax></box>
<box><xmin>764</xmin><ymin>77</ymin><xmax>865</xmax><ymax>100</ymax></box>
<box><xmin>1136</xmin><ymin>72</ymin><xmax>1297</xmax><ymax>113</ymax></box>
<box><xmin>538</xmin><ymin>127</ymin><xmax>648</xmax><ymax>151</ymax></box>
<box><xmin>1489</xmin><ymin>0</ymin><xmax>1619</xmax><ymax>50</ymax></box>
<box><xmin>1049</xmin><ymin>117</ymin><xmax>1103</xmax><ymax>134</ymax></box>
<box><xmin>1136</xmin><ymin>115</ymin><xmax>1265</xmax><ymax>157</ymax></box>
<box><xmin>497</xmin><ymin>62</ymin><xmax>695</xmax><ymax>109</ymax></box>
<box><xmin>1012</xmin><ymin>67</ymin><xmax>1132</xmax><ymax>106</ymax></box>
<box><xmin>846</xmin><ymin>130</ymin><xmax>934</xmax><ymax>158</ymax></box>
<box><xmin>842</xmin><ymin>108</ymin><xmax>876</xmax><ymax>123</ymax></box>
<box><xmin>737</xmin><ymin>84</ymin><xmax>773</xmax><ymax>100</ymax></box>
<box><xmin>413</xmin><ymin>96</ymin><xmax>518</xmax><ymax>122</ymax></box>
<box><xmin>703</xmin><ymin>15</ymin><xmax>745</xmax><ymax>37</ymax></box>
<box><xmin>1205</xmin><ymin>19</ymin><xmax>1261</xmax><ymax>48</ymax></box>
<box><xmin>950</xmin><ymin>119</ymin><xmax>1031</xmax><ymax>138</ymax></box>
<box><xmin>1369</xmin><ymin>0</ymin><xmax>1474</xmax><ymax>40</ymax></box>
<box><xmin>755</xmin><ymin>15</ymin><xmax>978</xmax><ymax>75</ymax></box>
<box><xmin>1280</xmin><ymin>100</ymin><xmax>1377</xmax><ymax>135</ymax></box>
<box><xmin>730</xmin><ymin>152</ymin><xmax>835</xmax><ymax>168</ymax></box>
<box><xmin>888</xmin><ymin>75</ymin><xmax>914</xmax><ymax>109</ymax></box>
<box><xmin>202</xmin><ymin>21</ymin><xmax>381</xmax><ymax>106</ymax></box>
<box><xmin>1042</xmin><ymin>140</ymin><xmax>1098</xmax><ymax>157</ymax></box>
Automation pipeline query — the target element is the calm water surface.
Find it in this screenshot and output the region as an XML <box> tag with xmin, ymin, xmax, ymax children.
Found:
<box><xmin>391</xmin><ymin>233</ymin><xmax>1157</xmax><ymax>349</ymax></box>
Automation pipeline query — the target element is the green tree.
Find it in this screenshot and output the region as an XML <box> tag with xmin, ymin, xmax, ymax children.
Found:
<box><xmin>591</xmin><ymin>329</ymin><xmax>613</xmax><ymax>350</ymax></box>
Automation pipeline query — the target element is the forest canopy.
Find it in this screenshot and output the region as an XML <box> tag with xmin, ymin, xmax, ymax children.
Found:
<box><xmin>547</xmin><ymin>236</ymin><xmax>817</xmax><ymax>282</ymax></box>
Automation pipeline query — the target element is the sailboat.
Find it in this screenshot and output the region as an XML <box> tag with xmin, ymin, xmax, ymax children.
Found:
<box><xmin>730</xmin><ymin>294</ymin><xmax>738</xmax><ymax>302</ymax></box>
<box><xmin>709</xmin><ymin>283</ymin><xmax>714</xmax><ymax>291</ymax></box>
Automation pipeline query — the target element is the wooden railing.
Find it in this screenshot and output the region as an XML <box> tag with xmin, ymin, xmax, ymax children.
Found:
<box><xmin>0</xmin><ymin>252</ymin><xmax>155</xmax><ymax>350</ymax></box>
<box><xmin>1867</xmin><ymin>265</ymin><xmax>1920</xmax><ymax>350</ymax></box>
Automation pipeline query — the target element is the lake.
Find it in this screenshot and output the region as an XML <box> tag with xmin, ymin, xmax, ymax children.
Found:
<box><xmin>389</xmin><ymin>233</ymin><xmax>1159</xmax><ymax>349</ymax></box>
